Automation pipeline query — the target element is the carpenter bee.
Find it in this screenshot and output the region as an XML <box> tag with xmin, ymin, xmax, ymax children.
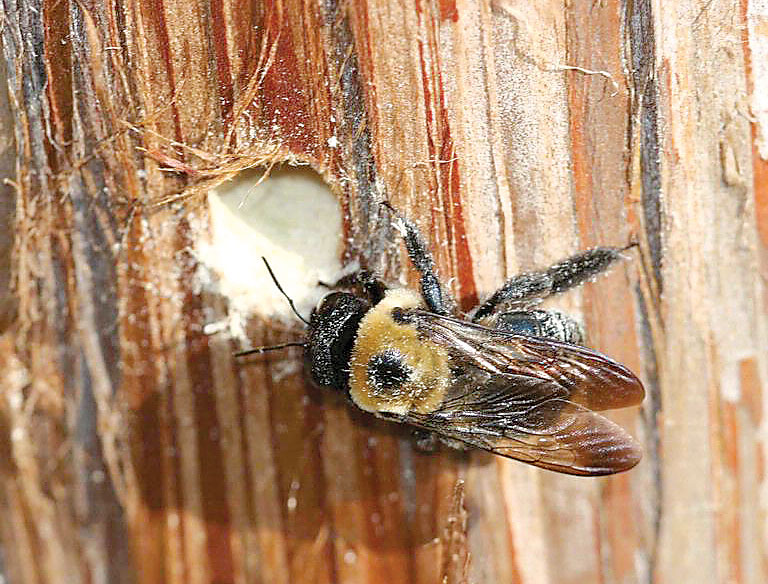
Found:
<box><xmin>238</xmin><ymin>205</ymin><xmax>644</xmax><ymax>476</ymax></box>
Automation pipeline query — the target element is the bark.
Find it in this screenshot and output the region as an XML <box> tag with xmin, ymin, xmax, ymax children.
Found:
<box><xmin>0</xmin><ymin>1</ymin><xmax>766</xmax><ymax>583</ymax></box>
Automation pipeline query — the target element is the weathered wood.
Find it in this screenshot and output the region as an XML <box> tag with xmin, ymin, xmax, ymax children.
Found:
<box><xmin>0</xmin><ymin>1</ymin><xmax>766</xmax><ymax>583</ymax></box>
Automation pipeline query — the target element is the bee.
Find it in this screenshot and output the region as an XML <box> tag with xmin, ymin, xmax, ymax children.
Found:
<box><xmin>238</xmin><ymin>205</ymin><xmax>644</xmax><ymax>476</ymax></box>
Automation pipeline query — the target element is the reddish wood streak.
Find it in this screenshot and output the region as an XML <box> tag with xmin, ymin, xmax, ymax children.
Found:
<box><xmin>43</xmin><ymin>0</ymin><xmax>74</xmax><ymax>148</ymax></box>
<box><xmin>740</xmin><ymin>358</ymin><xmax>763</xmax><ymax>425</ymax></box>
<box><xmin>752</xmin><ymin>151</ymin><xmax>768</xmax><ymax>248</ymax></box>
<box><xmin>210</xmin><ymin>0</ymin><xmax>234</xmax><ymax>119</ymax></box>
<box><xmin>178</xmin><ymin>221</ymin><xmax>235</xmax><ymax>580</ymax></box>
<box><xmin>439</xmin><ymin>0</ymin><xmax>458</xmax><ymax>23</ymax></box>
<box><xmin>416</xmin><ymin>26</ymin><xmax>476</xmax><ymax>310</ymax></box>
<box><xmin>737</xmin><ymin>0</ymin><xmax>768</xmax><ymax>248</ymax></box>
<box><xmin>166</xmin><ymin>367</ymin><xmax>188</xmax><ymax>581</ymax></box>
<box><xmin>721</xmin><ymin>402</ymin><xmax>743</xmax><ymax>584</ymax></box>
<box><xmin>145</xmin><ymin>0</ymin><xmax>184</xmax><ymax>143</ymax></box>
<box><xmin>121</xmin><ymin>215</ymin><xmax>169</xmax><ymax>580</ymax></box>
<box><xmin>258</xmin><ymin>8</ymin><xmax>322</xmax><ymax>158</ymax></box>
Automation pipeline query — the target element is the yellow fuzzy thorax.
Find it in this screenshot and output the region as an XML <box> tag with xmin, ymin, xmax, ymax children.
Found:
<box><xmin>348</xmin><ymin>289</ymin><xmax>451</xmax><ymax>415</ymax></box>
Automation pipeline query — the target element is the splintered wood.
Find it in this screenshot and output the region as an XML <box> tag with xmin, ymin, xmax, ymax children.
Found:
<box><xmin>0</xmin><ymin>1</ymin><xmax>766</xmax><ymax>583</ymax></box>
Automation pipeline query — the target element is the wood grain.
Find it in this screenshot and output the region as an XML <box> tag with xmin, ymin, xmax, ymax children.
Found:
<box><xmin>0</xmin><ymin>0</ymin><xmax>766</xmax><ymax>583</ymax></box>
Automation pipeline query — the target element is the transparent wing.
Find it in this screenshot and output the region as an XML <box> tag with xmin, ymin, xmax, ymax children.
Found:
<box><xmin>397</xmin><ymin>309</ymin><xmax>644</xmax><ymax>475</ymax></box>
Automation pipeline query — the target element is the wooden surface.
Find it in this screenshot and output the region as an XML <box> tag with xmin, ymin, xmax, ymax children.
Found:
<box><xmin>0</xmin><ymin>0</ymin><xmax>766</xmax><ymax>583</ymax></box>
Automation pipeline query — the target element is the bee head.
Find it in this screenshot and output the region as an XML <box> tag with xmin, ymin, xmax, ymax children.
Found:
<box><xmin>307</xmin><ymin>291</ymin><xmax>371</xmax><ymax>390</ymax></box>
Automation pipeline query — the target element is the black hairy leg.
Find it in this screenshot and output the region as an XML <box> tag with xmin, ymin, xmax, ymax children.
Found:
<box><xmin>472</xmin><ymin>246</ymin><xmax>628</xmax><ymax>322</ymax></box>
<box><xmin>382</xmin><ymin>202</ymin><xmax>452</xmax><ymax>315</ymax></box>
<box><xmin>411</xmin><ymin>428</ymin><xmax>439</xmax><ymax>453</ymax></box>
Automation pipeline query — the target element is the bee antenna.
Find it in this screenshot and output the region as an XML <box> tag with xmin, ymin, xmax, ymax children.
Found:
<box><xmin>261</xmin><ymin>257</ymin><xmax>311</xmax><ymax>326</ymax></box>
<box><xmin>235</xmin><ymin>341</ymin><xmax>306</xmax><ymax>358</ymax></box>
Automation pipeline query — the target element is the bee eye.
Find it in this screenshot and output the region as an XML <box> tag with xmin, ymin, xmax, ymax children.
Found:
<box><xmin>367</xmin><ymin>349</ymin><xmax>413</xmax><ymax>393</ymax></box>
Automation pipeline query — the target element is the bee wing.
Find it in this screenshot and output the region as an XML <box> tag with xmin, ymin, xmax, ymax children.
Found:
<box><xmin>400</xmin><ymin>310</ymin><xmax>644</xmax><ymax>475</ymax></box>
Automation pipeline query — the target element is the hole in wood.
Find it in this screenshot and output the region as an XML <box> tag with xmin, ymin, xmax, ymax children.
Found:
<box><xmin>198</xmin><ymin>165</ymin><xmax>344</xmax><ymax>335</ymax></box>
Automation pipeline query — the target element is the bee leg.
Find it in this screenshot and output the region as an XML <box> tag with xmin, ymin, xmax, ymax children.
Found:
<box><xmin>411</xmin><ymin>430</ymin><xmax>470</xmax><ymax>454</ymax></box>
<box><xmin>319</xmin><ymin>270</ymin><xmax>388</xmax><ymax>305</ymax></box>
<box><xmin>472</xmin><ymin>246</ymin><xmax>627</xmax><ymax>322</ymax></box>
<box><xmin>384</xmin><ymin>203</ymin><xmax>452</xmax><ymax>315</ymax></box>
<box><xmin>412</xmin><ymin>429</ymin><xmax>439</xmax><ymax>453</ymax></box>
<box><xmin>354</xmin><ymin>271</ymin><xmax>388</xmax><ymax>305</ymax></box>
<box><xmin>495</xmin><ymin>309</ymin><xmax>585</xmax><ymax>345</ymax></box>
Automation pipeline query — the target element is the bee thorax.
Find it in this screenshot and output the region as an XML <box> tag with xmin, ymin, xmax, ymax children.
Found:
<box><xmin>348</xmin><ymin>289</ymin><xmax>451</xmax><ymax>415</ymax></box>
<box><xmin>366</xmin><ymin>349</ymin><xmax>414</xmax><ymax>394</ymax></box>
